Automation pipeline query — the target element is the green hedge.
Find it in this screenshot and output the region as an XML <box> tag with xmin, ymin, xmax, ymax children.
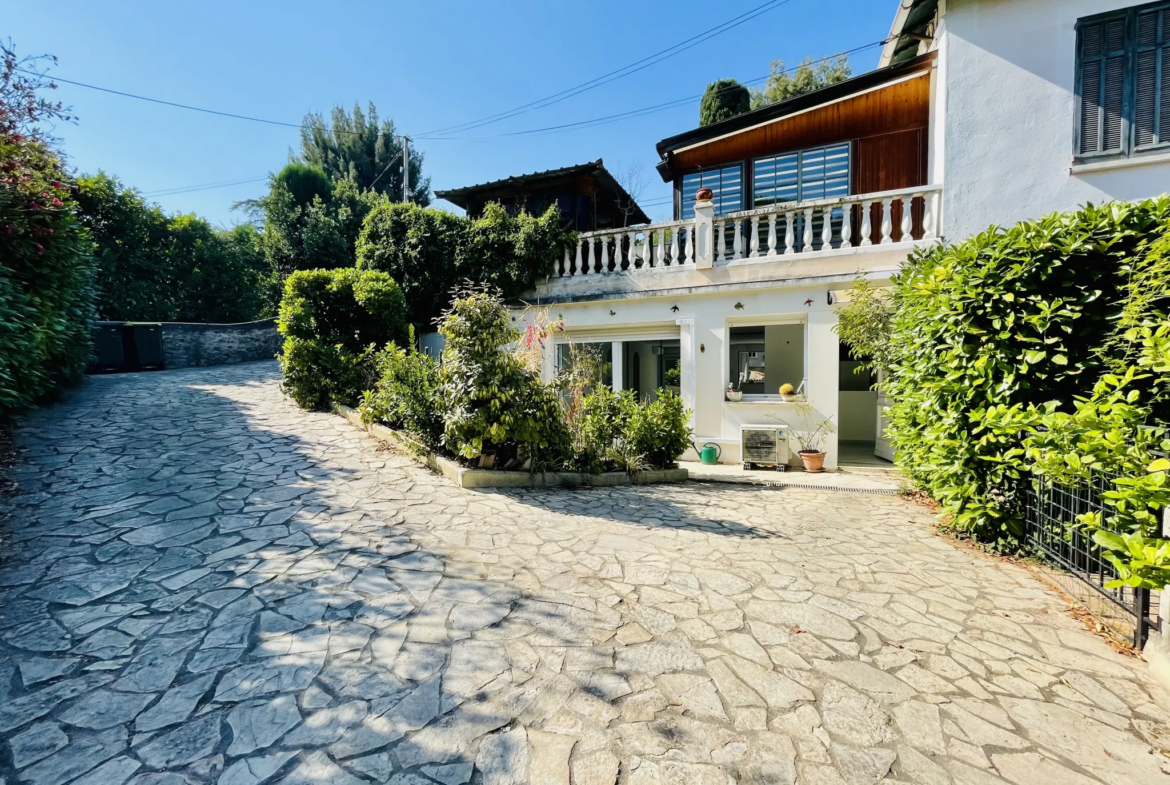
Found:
<box><xmin>277</xmin><ymin>268</ymin><xmax>407</xmax><ymax>410</ymax></box>
<box><xmin>0</xmin><ymin>131</ymin><xmax>94</xmax><ymax>423</ymax></box>
<box><xmin>883</xmin><ymin>198</ymin><xmax>1170</xmax><ymax>539</ymax></box>
<box><xmin>355</xmin><ymin>202</ymin><xmax>573</xmax><ymax>330</ymax></box>
<box><xmin>356</xmin><ymin>202</ymin><xmax>463</xmax><ymax>328</ymax></box>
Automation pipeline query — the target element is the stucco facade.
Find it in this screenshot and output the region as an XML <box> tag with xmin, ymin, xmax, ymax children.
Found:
<box><xmin>516</xmin><ymin>0</ymin><xmax>1170</xmax><ymax>471</ymax></box>
<box><xmin>938</xmin><ymin>0</ymin><xmax>1170</xmax><ymax>240</ymax></box>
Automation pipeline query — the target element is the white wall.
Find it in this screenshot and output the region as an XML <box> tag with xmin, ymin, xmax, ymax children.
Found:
<box><xmin>942</xmin><ymin>0</ymin><xmax>1170</xmax><ymax>240</ymax></box>
<box><xmin>531</xmin><ymin>282</ymin><xmax>848</xmax><ymax>468</ymax></box>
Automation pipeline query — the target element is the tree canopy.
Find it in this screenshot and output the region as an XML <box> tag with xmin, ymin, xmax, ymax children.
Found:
<box><xmin>299</xmin><ymin>103</ymin><xmax>430</xmax><ymax>205</ymax></box>
<box><xmin>699</xmin><ymin>79</ymin><xmax>751</xmax><ymax>127</ymax></box>
<box><xmin>750</xmin><ymin>55</ymin><xmax>852</xmax><ymax>109</ymax></box>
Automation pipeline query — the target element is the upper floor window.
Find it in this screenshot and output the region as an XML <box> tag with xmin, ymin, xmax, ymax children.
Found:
<box><xmin>680</xmin><ymin>164</ymin><xmax>743</xmax><ymax>218</ymax></box>
<box><xmin>1077</xmin><ymin>2</ymin><xmax>1170</xmax><ymax>158</ymax></box>
<box><xmin>753</xmin><ymin>143</ymin><xmax>851</xmax><ymax>207</ymax></box>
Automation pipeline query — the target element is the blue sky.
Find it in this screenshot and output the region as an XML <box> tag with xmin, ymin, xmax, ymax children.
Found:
<box><xmin>7</xmin><ymin>0</ymin><xmax>897</xmax><ymax>226</ymax></box>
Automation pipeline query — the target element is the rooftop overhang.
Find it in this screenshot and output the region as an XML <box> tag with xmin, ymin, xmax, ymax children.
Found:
<box><xmin>654</xmin><ymin>52</ymin><xmax>936</xmax><ymax>182</ymax></box>
<box><xmin>435</xmin><ymin>159</ymin><xmax>650</xmax><ymax>224</ymax></box>
<box><xmin>879</xmin><ymin>0</ymin><xmax>940</xmax><ymax>68</ymax></box>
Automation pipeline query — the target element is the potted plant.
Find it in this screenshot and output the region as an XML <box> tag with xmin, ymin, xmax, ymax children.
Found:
<box><xmin>779</xmin><ymin>383</ymin><xmax>797</xmax><ymax>402</ymax></box>
<box><xmin>726</xmin><ymin>382</ymin><xmax>743</xmax><ymax>402</ymax></box>
<box><xmin>789</xmin><ymin>401</ymin><xmax>835</xmax><ymax>473</ymax></box>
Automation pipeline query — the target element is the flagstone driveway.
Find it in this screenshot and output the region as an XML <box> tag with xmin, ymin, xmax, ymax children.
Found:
<box><xmin>0</xmin><ymin>360</ymin><xmax>1169</xmax><ymax>785</ymax></box>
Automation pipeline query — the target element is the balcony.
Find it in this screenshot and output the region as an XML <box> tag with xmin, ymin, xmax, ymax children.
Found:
<box><xmin>535</xmin><ymin>185</ymin><xmax>941</xmax><ymax>301</ymax></box>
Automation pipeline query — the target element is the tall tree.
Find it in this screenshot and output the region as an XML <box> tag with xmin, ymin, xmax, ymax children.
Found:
<box><xmin>750</xmin><ymin>54</ymin><xmax>852</xmax><ymax>109</ymax></box>
<box><xmin>699</xmin><ymin>79</ymin><xmax>751</xmax><ymax>126</ymax></box>
<box><xmin>300</xmin><ymin>103</ymin><xmax>430</xmax><ymax>205</ymax></box>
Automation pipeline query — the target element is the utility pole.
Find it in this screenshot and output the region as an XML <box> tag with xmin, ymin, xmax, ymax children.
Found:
<box><xmin>402</xmin><ymin>135</ymin><xmax>411</xmax><ymax>203</ymax></box>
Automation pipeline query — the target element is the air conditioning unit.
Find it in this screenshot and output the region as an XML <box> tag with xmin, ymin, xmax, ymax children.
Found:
<box><xmin>740</xmin><ymin>424</ymin><xmax>789</xmax><ymax>471</ymax></box>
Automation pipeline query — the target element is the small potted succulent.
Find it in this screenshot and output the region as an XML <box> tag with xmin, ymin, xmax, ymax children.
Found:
<box><xmin>790</xmin><ymin>401</ymin><xmax>835</xmax><ymax>473</ymax></box>
<box><xmin>779</xmin><ymin>383</ymin><xmax>797</xmax><ymax>402</ymax></box>
<box><xmin>726</xmin><ymin>382</ymin><xmax>743</xmax><ymax>402</ymax></box>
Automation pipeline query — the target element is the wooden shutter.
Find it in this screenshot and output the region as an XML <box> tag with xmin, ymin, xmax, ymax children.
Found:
<box><xmin>1135</xmin><ymin>7</ymin><xmax>1169</xmax><ymax>148</ymax></box>
<box><xmin>1078</xmin><ymin>17</ymin><xmax>1128</xmax><ymax>155</ymax></box>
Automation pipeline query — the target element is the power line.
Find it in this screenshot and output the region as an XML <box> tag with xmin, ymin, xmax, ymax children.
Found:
<box><xmin>421</xmin><ymin>41</ymin><xmax>884</xmax><ymax>141</ymax></box>
<box><xmin>415</xmin><ymin>0</ymin><xmax>797</xmax><ymax>138</ymax></box>
<box><xmin>142</xmin><ymin>177</ymin><xmax>268</xmax><ymax>197</ymax></box>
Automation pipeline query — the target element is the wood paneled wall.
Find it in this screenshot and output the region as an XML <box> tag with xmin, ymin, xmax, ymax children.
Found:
<box><xmin>671</xmin><ymin>66</ymin><xmax>933</xmax><ymax>216</ymax></box>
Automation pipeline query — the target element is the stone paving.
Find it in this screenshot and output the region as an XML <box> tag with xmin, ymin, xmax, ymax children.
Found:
<box><xmin>1</xmin><ymin>361</ymin><xmax>1169</xmax><ymax>785</ymax></box>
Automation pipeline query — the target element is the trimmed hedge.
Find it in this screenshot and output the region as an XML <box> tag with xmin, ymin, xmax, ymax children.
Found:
<box><xmin>883</xmin><ymin>198</ymin><xmax>1170</xmax><ymax>539</ymax></box>
<box><xmin>277</xmin><ymin>268</ymin><xmax>407</xmax><ymax>410</ymax></box>
<box><xmin>0</xmin><ymin>131</ymin><xmax>94</xmax><ymax>422</ymax></box>
<box><xmin>356</xmin><ymin>202</ymin><xmax>463</xmax><ymax>328</ymax></box>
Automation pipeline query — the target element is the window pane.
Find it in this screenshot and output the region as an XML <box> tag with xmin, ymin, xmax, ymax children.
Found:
<box><xmin>680</xmin><ymin>165</ymin><xmax>744</xmax><ymax>218</ymax></box>
<box><xmin>555</xmin><ymin>342</ymin><xmax>612</xmax><ymax>390</ymax></box>
<box><xmin>753</xmin><ymin>143</ymin><xmax>851</xmax><ymax>207</ymax></box>
<box><xmin>728</xmin><ymin>325</ymin><xmax>804</xmax><ymax>395</ymax></box>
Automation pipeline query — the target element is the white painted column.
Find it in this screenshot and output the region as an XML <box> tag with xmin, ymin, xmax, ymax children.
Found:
<box><xmin>542</xmin><ymin>339</ymin><xmax>557</xmax><ymax>383</ymax></box>
<box><xmin>693</xmin><ymin>196</ymin><xmax>715</xmax><ymax>269</ymax></box>
<box><xmin>611</xmin><ymin>341</ymin><xmax>623</xmax><ymax>391</ymax></box>
<box><xmin>676</xmin><ymin>318</ymin><xmax>696</xmax><ymax>427</ymax></box>
<box><xmin>806</xmin><ymin>309</ymin><xmax>841</xmax><ymax>470</ymax></box>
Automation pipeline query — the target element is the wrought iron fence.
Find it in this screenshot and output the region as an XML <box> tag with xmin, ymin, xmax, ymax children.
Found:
<box><xmin>1022</xmin><ymin>470</ymin><xmax>1159</xmax><ymax>648</ymax></box>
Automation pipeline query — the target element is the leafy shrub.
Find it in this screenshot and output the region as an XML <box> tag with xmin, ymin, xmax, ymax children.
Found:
<box><xmin>361</xmin><ymin>329</ymin><xmax>443</xmax><ymax>449</ymax></box>
<box><xmin>876</xmin><ymin>198</ymin><xmax>1170</xmax><ymax>540</ymax></box>
<box><xmin>0</xmin><ymin>131</ymin><xmax>94</xmax><ymax>422</ymax></box>
<box><xmin>437</xmin><ymin>289</ymin><xmax>568</xmax><ymax>468</ymax></box>
<box><xmin>277</xmin><ymin>268</ymin><xmax>407</xmax><ymax>409</ymax></box>
<box><xmin>567</xmin><ymin>386</ymin><xmax>635</xmax><ymax>474</ymax></box>
<box><xmin>356</xmin><ymin>202</ymin><xmax>464</xmax><ymax>328</ymax></box>
<box><xmin>625</xmin><ymin>391</ymin><xmax>692</xmax><ymax>470</ymax></box>
<box><xmin>456</xmin><ymin>202</ymin><xmax>573</xmax><ymax>300</ymax></box>
<box><xmin>567</xmin><ymin>386</ymin><xmax>692</xmax><ymax>473</ymax></box>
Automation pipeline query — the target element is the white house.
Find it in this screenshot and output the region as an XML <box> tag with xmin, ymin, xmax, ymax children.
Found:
<box><xmin>515</xmin><ymin>0</ymin><xmax>1170</xmax><ymax>470</ymax></box>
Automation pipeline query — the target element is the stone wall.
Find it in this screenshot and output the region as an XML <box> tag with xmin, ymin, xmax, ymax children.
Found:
<box><xmin>161</xmin><ymin>319</ymin><xmax>282</xmax><ymax>369</ymax></box>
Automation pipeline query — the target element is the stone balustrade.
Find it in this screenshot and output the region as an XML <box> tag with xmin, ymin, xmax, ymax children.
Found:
<box><xmin>551</xmin><ymin>186</ymin><xmax>942</xmax><ymax>278</ymax></box>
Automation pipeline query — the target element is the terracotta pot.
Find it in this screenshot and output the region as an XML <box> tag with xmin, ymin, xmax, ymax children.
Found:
<box><xmin>696</xmin><ymin>187</ymin><xmax>714</xmax><ymax>201</ymax></box>
<box><xmin>800</xmin><ymin>450</ymin><xmax>826</xmax><ymax>473</ymax></box>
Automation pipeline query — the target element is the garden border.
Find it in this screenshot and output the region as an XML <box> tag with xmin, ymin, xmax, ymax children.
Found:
<box><xmin>335</xmin><ymin>405</ymin><xmax>689</xmax><ymax>489</ymax></box>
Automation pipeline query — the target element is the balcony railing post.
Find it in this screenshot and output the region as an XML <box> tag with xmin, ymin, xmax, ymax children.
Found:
<box><xmin>841</xmin><ymin>204</ymin><xmax>852</xmax><ymax>249</ymax></box>
<box><xmin>732</xmin><ymin>219</ymin><xmax>743</xmax><ymax>260</ymax></box>
<box><xmin>802</xmin><ymin>208</ymin><xmax>814</xmax><ymax>252</ymax></box>
<box><xmin>693</xmin><ymin>194</ymin><xmax>715</xmax><ymax>270</ymax></box>
<box><xmin>560</xmin><ymin>247</ymin><xmax>569</xmax><ymax>278</ymax></box>
<box><xmin>715</xmin><ymin>221</ymin><xmax>725</xmax><ymax>263</ymax></box>
<box><xmin>584</xmin><ymin>237</ymin><xmax>594</xmax><ymax>275</ymax></box>
<box><xmin>655</xmin><ymin>228</ymin><xmax>664</xmax><ymax>267</ymax></box>
<box><xmin>750</xmin><ymin>216</ymin><xmax>761</xmax><ymax>258</ymax></box>
<box><xmin>860</xmin><ymin>201</ymin><xmax>873</xmax><ymax>247</ymax></box>
<box><xmin>784</xmin><ymin>211</ymin><xmax>795</xmax><ymax>255</ymax></box>
<box><xmin>821</xmin><ymin>206</ymin><xmax>833</xmax><ymax>250</ymax></box>
<box><xmin>574</xmin><ymin>239</ymin><xmax>583</xmax><ymax>275</ymax></box>
<box><xmin>901</xmin><ymin>196</ymin><xmax>914</xmax><ymax>242</ymax></box>
<box><xmin>880</xmin><ymin>198</ymin><xmax>894</xmax><ymax>244</ymax></box>
<box><xmin>600</xmin><ymin>235</ymin><xmax>610</xmax><ymax>273</ymax></box>
<box><xmin>924</xmin><ymin>191</ymin><xmax>939</xmax><ymax>240</ymax></box>
<box><xmin>670</xmin><ymin>227</ymin><xmax>680</xmax><ymax>267</ymax></box>
<box><xmin>627</xmin><ymin>230</ymin><xmax>636</xmax><ymax>270</ymax></box>
<box><xmin>767</xmin><ymin>214</ymin><xmax>777</xmax><ymax>256</ymax></box>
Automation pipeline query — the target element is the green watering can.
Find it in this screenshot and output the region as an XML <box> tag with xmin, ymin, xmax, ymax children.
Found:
<box><xmin>696</xmin><ymin>442</ymin><xmax>721</xmax><ymax>465</ymax></box>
